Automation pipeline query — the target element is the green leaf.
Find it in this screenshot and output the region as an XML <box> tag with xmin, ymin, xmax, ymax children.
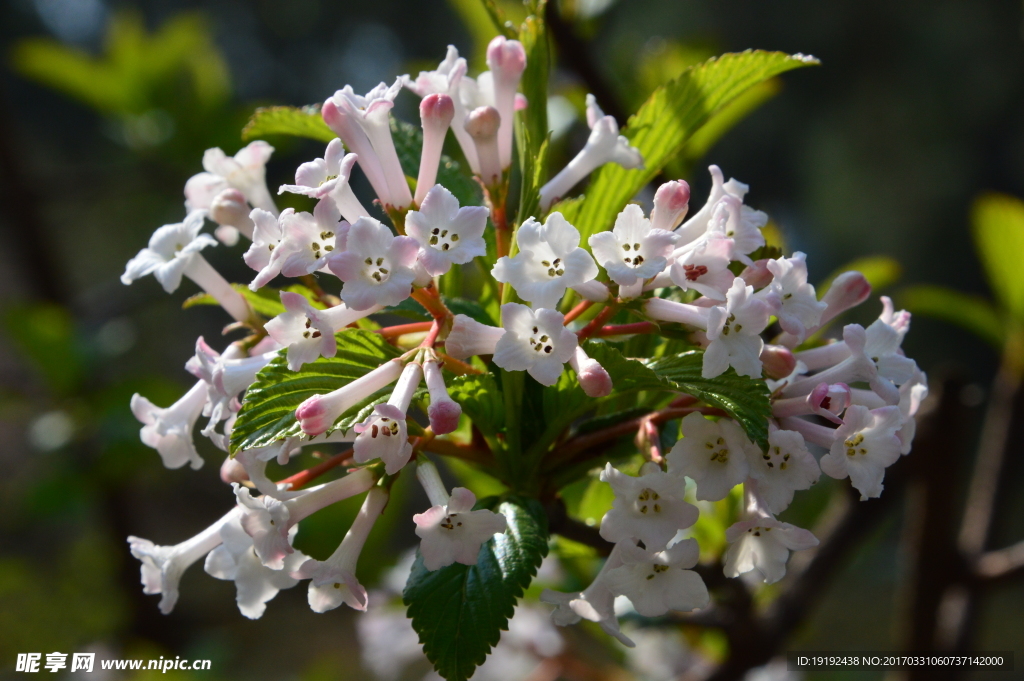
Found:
<box><xmin>819</xmin><ymin>255</ymin><xmax>902</xmax><ymax>294</ymax></box>
<box><xmin>515</xmin><ymin>9</ymin><xmax>550</xmax><ymax>193</ymax></box>
<box><xmin>551</xmin><ymin>51</ymin><xmax>818</xmax><ymax>240</ymax></box>
<box><xmin>391</xmin><ymin>119</ymin><xmax>483</xmax><ymax>209</ymax></box>
<box><xmin>230</xmin><ymin>330</ymin><xmax>401</xmax><ymax>452</ymax></box>
<box><xmin>678</xmin><ymin>79</ymin><xmax>780</xmax><ymax>166</ymax></box>
<box><xmin>972</xmin><ymin>192</ymin><xmax>1024</xmax><ymax>321</ymax></box>
<box><xmin>2</xmin><ymin>304</ymin><xmax>84</xmax><ymax>396</ymax></box>
<box><xmin>447</xmin><ymin>373</ymin><xmax>505</xmax><ymax>438</ymax></box>
<box><xmin>241</xmin><ymin>105</ymin><xmax>336</xmax><ymax>143</ymax></box>
<box><xmin>646</xmin><ymin>351</ymin><xmax>772</xmax><ymax>451</ymax></box>
<box><xmin>183</xmin><ymin>283</ymin><xmax>323</xmax><ymax>318</ymax></box>
<box><xmin>443</xmin><ymin>296</ymin><xmax>496</xmax><ymax>326</ymax></box>
<box><xmin>404</xmin><ymin>496</ymin><xmax>548</xmax><ymax>681</ymax></box>
<box><xmin>899</xmin><ymin>284</ymin><xmax>1005</xmax><ymax>349</ymax></box>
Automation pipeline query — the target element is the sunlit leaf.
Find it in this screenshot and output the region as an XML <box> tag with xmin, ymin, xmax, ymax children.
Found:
<box><xmin>972</xmin><ymin>192</ymin><xmax>1024</xmax><ymax>321</ymax></box>
<box><xmin>899</xmin><ymin>284</ymin><xmax>1005</xmax><ymax>349</ymax></box>
<box><xmin>241</xmin><ymin>105</ymin><xmax>335</xmax><ymax>143</ymax></box>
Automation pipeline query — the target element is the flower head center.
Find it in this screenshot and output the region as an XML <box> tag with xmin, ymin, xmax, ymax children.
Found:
<box><xmin>706</xmin><ymin>436</ymin><xmax>729</xmax><ymax>463</ymax></box>
<box><xmin>428</xmin><ymin>227</ymin><xmax>460</xmax><ymax>252</ymax></box>
<box><xmin>527</xmin><ymin>325</ymin><xmax>555</xmax><ymax>354</ymax></box>
<box><xmin>683</xmin><ymin>264</ymin><xmax>708</xmax><ymax>281</ymax></box>
<box><xmin>844</xmin><ymin>432</ymin><xmax>867</xmax><ymax>457</ymax></box>
<box><xmin>439</xmin><ymin>513</ymin><xmax>464</xmax><ymax>531</ymax></box>
<box><xmin>636</xmin><ymin>488</ymin><xmax>662</xmax><ymax>514</ymax></box>
<box><xmin>363</xmin><ymin>256</ymin><xmax>391</xmax><ymax>283</ymax></box>
<box><xmin>760</xmin><ymin>444</ymin><xmax>791</xmax><ymax>471</ymax></box>
<box><xmin>539</xmin><ymin>258</ymin><xmax>564</xmax><ymax>278</ymax></box>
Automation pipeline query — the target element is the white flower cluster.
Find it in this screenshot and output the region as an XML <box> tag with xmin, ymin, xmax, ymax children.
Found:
<box><xmin>116</xmin><ymin>27</ymin><xmax>923</xmax><ymax>646</ymax></box>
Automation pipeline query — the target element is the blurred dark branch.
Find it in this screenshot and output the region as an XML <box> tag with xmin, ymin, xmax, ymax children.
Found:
<box><xmin>0</xmin><ymin>89</ymin><xmax>68</xmax><ymax>304</ymax></box>
<box><xmin>543</xmin><ymin>2</ymin><xmax>629</xmax><ymax>126</ymax></box>
<box><xmin>974</xmin><ymin>540</ymin><xmax>1024</xmax><ymax>582</ymax></box>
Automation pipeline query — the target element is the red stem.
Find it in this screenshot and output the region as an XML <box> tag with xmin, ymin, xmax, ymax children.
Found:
<box><xmin>277</xmin><ymin>448</ymin><xmax>353</xmax><ymax>490</ymax></box>
<box><xmin>576</xmin><ymin>305</ymin><xmax>617</xmax><ymax>341</ymax></box>
<box><xmin>563</xmin><ymin>299</ymin><xmax>593</xmax><ymax>325</ymax></box>
<box><xmin>411</xmin><ymin>285</ymin><xmax>451</xmax><ymax>322</ymax></box>
<box><xmin>377</xmin><ymin>321</ymin><xmax>434</xmax><ymax>339</ymax></box>
<box><xmin>592</xmin><ymin>321</ymin><xmax>658</xmax><ymax>337</ymax></box>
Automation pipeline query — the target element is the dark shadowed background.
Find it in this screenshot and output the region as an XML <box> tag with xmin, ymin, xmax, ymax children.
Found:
<box><xmin>1</xmin><ymin>0</ymin><xmax>1022</xmax><ymax>679</ymax></box>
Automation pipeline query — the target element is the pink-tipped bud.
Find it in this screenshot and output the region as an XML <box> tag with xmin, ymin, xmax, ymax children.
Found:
<box><xmin>651</xmin><ymin>180</ymin><xmax>691</xmax><ymax>231</ymax></box>
<box><xmin>465</xmin><ymin>106</ymin><xmax>502</xmax><ymax>186</ymax></box>
<box><xmin>569</xmin><ymin>347</ymin><xmax>613</xmax><ymax>397</ymax></box>
<box><xmin>320</xmin><ymin>98</ymin><xmax>345</xmax><ymax>138</ymax></box>
<box><xmin>486</xmin><ymin>36</ymin><xmax>527</xmax><ymax>81</ymax></box>
<box><xmin>465</xmin><ymin>105</ymin><xmax>501</xmax><ymax>139</ymax></box>
<box><xmin>295</xmin><ymin>395</ymin><xmax>332</xmax><ymax>436</ymax></box>
<box><xmin>514</xmin><ymin>94</ymin><xmax>528</xmax><ymax>111</ymax></box>
<box><xmin>420</xmin><ymin>93</ymin><xmax>455</xmax><ymax>129</ymax></box>
<box><xmin>220</xmin><ymin>455</ymin><xmax>249</xmax><ymax>484</ymax></box>
<box><xmin>820</xmin><ymin>271</ymin><xmax>871</xmax><ymax>326</ymax></box>
<box><xmin>760</xmin><ymin>344</ymin><xmax>797</xmax><ymax>380</ymax></box>
<box><xmin>423</xmin><ymin>360</ymin><xmax>462</xmax><ymax>435</ymax></box>
<box><xmin>210</xmin><ymin>188</ymin><xmax>255</xmax><ymax>241</ymax></box>
<box><xmin>738</xmin><ymin>259</ymin><xmax>774</xmax><ymax>290</ymax></box>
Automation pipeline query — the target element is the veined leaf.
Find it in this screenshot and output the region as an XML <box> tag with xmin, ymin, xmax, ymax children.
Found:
<box><xmin>515</xmin><ymin>8</ymin><xmax>550</xmax><ymax>193</ymax></box>
<box><xmin>972</xmin><ymin>192</ymin><xmax>1024</xmax><ymax>321</ymax></box>
<box><xmin>391</xmin><ymin>119</ymin><xmax>483</xmax><ymax>210</ymax></box>
<box><xmin>230</xmin><ymin>330</ymin><xmax>400</xmax><ymax>452</ymax></box>
<box><xmin>242</xmin><ymin>105</ymin><xmax>336</xmax><ymax>143</ymax></box>
<box><xmin>899</xmin><ymin>284</ymin><xmax>1005</xmax><ymax>349</ymax></box>
<box><xmin>551</xmin><ymin>51</ymin><xmax>818</xmax><ymax>240</ymax></box>
<box><xmin>646</xmin><ymin>350</ymin><xmax>772</xmax><ymax>451</ymax></box>
<box><xmin>447</xmin><ymin>373</ymin><xmax>505</xmax><ymax>438</ymax></box>
<box><xmin>404</xmin><ymin>496</ymin><xmax>548</xmax><ymax>681</ymax></box>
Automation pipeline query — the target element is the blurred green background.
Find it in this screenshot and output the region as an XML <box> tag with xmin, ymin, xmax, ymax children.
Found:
<box><xmin>1</xmin><ymin>0</ymin><xmax>1022</xmax><ymax>679</ymax></box>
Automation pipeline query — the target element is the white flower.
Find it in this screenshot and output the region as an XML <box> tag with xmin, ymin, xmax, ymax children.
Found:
<box><xmin>723</xmin><ymin>517</ymin><xmax>818</xmax><ymax>583</ymax></box>
<box><xmin>295</xmin><ymin>359</ymin><xmax>404</xmax><ymax>436</ymax></box>
<box><xmin>128</xmin><ymin>507</ymin><xmax>240</xmax><ymax>614</ymax></box>
<box><xmin>704</xmin><ymin>278</ymin><xmax>772</xmax><ymax>379</ymax></box>
<box><xmin>405</xmin><ymin>185</ymin><xmax>488</xmax><ymax>275</ymax></box>
<box><xmin>235</xmin><ymin>468</ymin><xmax>377</xmax><ymax>569</ymax></box>
<box><xmin>121</xmin><ymin>211</ymin><xmax>217</xmax><ymax>293</ymax></box>
<box><xmin>402</xmin><ymin>45</ymin><xmax>478</xmax><ymax>172</ymax></box>
<box><xmin>130</xmin><ymin>380</ymin><xmax>208</xmax><ymax>470</ymax></box>
<box><xmin>896</xmin><ymin>369</ymin><xmax>928</xmax><ymax>455</ymax></box>
<box><xmin>203</xmin><ymin>514</ymin><xmax>306</xmax><ymax>619</ymax></box>
<box><xmin>598</xmin><ymin>463</ymin><xmax>698</xmax><ymax>551</ymax></box>
<box><xmin>265</xmin><ymin>293</ymin><xmax>381</xmax><ymax>371</ymax></box>
<box><xmin>674</xmin><ymin>166</ymin><xmax>766</xmax><ymax>256</ymax></box>
<box><xmin>772</xmin><ymin>381</ymin><xmax>852</xmax><ymax>425</ymax></box>
<box><xmin>763</xmin><ymin>252</ymin><xmax>827</xmax><ymax>342</ymax></box>
<box><xmin>667</xmin><ymin>413</ymin><xmax>752</xmax><ymax>502</ymax></box>
<box><xmin>323</xmin><ymin>80</ymin><xmax>411</xmax><ymax>209</ymax></box>
<box><xmin>208</xmin><ymin>188</ymin><xmax>255</xmax><ymax>244</ymax></box>
<box><xmin>604</xmin><ymin>539</ymin><xmax>709</xmax><ymax>617</ymax></box>
<box><xmin>589</xmin><ymin>204</ymin><xmax>678</xmax><ymax>287</ymax></box>
<box><xmin>668</xmin><ymin>236</ymin><xmax>736</xmax><ymax>301</ymax></box>
<box><xmin>413</xmin><ymin>487</ymin><xmax>507</xmax><ymax>571</ymax></box>
<box><xmin>776</xmin><ymin>271</ymin><xmax>872</xmax><ymax>348</ymax></box>
<box><xmin>326</xmin><ymin>217</ymin><xmax>420</xmax><ymax>310</ymax></box>
<box><xmin>464</xmin><ymin>105</ymin><xmax>503</xmax><ymax>186</ymax></box>
<box><xmin>186</xmin><ymin>338</ymin><xmax>274</xmax><ymax>437</ymax></box>
<box><xmin>819</xmin><ymin>405</ymin><xmax>904</xmax><ymax>500</ymax></box>
<box><xmin>539</xmin><ymin>95</ymin><xmax>644</xmax><ymax>210</ymax></box>
<box><xmin>248</xmin><ymin>202</ymin><xmax>341</xmax><ymax>291</ymax></box>
<box><xmin>278</xmin><ymin>140</ymin><xmax>369</xmax><ymax>223</ymax></box>
<box><xmin>185</xmin><ymin>141</ymin><xmax>276</xmax><ymax>214</ymax></box>
<box><xmin>485</xmin><ymin>35</ymin><xmax>527</xmax><ymax>170</ymax></box>
<box><xmin>540</xmin><ymin>543</ymin><xmax>636</xmax><ymax>647</ymax></box>
<box><xmin>492</xmin><ymin>304</ymin><xmax>578</xmax><ymax>386</ymax></box>
<box><xmin>492</xmin><ymin>213</ymin><xmax>598</xmax><ymax>309</ymax></box>
<box><xmin>291</xmin><ymin>487</ymin><xmax>388</xmax><ymax>612</ymax></box>
<box><xmin>443</xmin><ymin>314</ymin><xmax>506</xmax><ymax>359</ymax></box>
<box><xmin>746</xmin><ymin>429</ymin><xmax>820</xmax><ymax>514</ymax></box>
<box><xmin>352</xmin><ymin>361</ymin><xmax>421</xmax><ymax>474</ymax></box>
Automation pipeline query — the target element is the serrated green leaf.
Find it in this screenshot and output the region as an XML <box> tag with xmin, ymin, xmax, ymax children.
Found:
<box><xmin>241</xmin><ymin>105</ymin><xmax>336</xmax><ymax>143</ymax></box>
<box><xmin>404</xmin><ymin>496</ymin><xmax>548</xmax><ymax>681</ymax></box>
<box><xmin>447</xmin><ymin>373</ymin><xmax>504</xmax><ymax>437</ymax></box>
<box><xmin>515</xmin><ymin>10</ymin><xmax>550</xmax><ymax>210</ymax></box>
<box><xmin>390</xmin><ymin>119</ymin><xmax>483</xmax><ymax>209</ymax></box>
<box><xmin>443</xmin><ymin>296</ymin><xmax>495</xmax><ymax>326</ymax></box>
<box><xmin>551</xmin><ymin>51</ymin><xmax>818</xmax><ymax>240</ymax></box>
<box><xmin>230</xmin><ymin>330</ymin><xmax>401</xmax><ymax>452</ymax></box>
<box><xmin>972</xmin><ymin>192</ymin><xmax>1024</xmax><ymax>322</ymax></box>
<box><xmin>183</xmin><ymin>283</ymin><xmax>323</xmax><ymax>318</ymax></box>
<box><xmin>899</xmin><ymin>284</ymin><xmax>1005</xmax><ymax>349</ymax></box>
<box><xmin>646</xmin><ymin>350</ymin><xmax>772</xmax><ymax>451</ymax></box>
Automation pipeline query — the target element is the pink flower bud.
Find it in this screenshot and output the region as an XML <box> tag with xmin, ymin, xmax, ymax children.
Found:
<box><xmin>760</xmin><ymin>344</ymin><xmax>797</xmax><ymax>380</ymax></box>
<box><xmin>424</xmin><ymin>360</ymin><xmax>462</xmax><ymax>435</ymax></box>
<box><xmin>295</xmin><ymin>395</ymin><xmax>333</xmax><ymax>436</ymax></box>
<box><xmin>486</xmin><ymin>36</ymin><xmax>527</xmax><ymax>81</ymax></box>
<box><xmin>569</xmin><ymin>346</ymin><xmax>613</xmax><ymax>397</ymax></box>
<box><xmin>819</xmin><ymin>271</ymin><xmax>871</xmax><ymax>326</ymax></box>
<box><xmin>465</xmin><ymin>106</ymin><xmax>502</xmax><ymax>186</ymax></box>
<box><xmin>210</xmin><ymin>188</ymin><xmax>255</xmax><ymax>239</ymax></box>
<box><xmin>220</xmin><ymin>455</ymin><xmax>249</xmax><ymax>484</ymax></box>
<box><xmin>738</xmin><ymin>259</ymin><xmax>774</xmax><ymax>289</ymax></box>
<box><xmin>650</xmin><ymin>180</ymin><xmax>691</xmax><ymax>231</ymax></box>
<box><xmin>420</xmin><ymin>93</ymin><xmax>455</xmax><ymax>128</ymax></box>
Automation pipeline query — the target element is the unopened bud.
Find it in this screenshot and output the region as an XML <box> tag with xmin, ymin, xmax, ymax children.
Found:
<box><xmin>760</xmin><ymin>344</ymin><xmax>797</xmax><ymax>380</ymax></box>
<box><xmin>486</xmin><ymin>36</ymin><xmax>527</xmax><ymax>82</ymax></box>
<box><xmin>220</xmin><ymin>455</ymin><xmax>249</xmax><ymax>484</ymax></box>
<box><xmin>465</xmin><ymin>106</ymin><xmax>502</xmax><ymax>186</ymax></box>
<box><xmin>738</xmin><ymin>259</ymin><xmax>774</xmax><ymax>289</ymax></box>
<box><xmin>819</xmin><ymin>271</ymin><xmax>871</xmax><ymax>326</ymax></box>
<box><xmin>651</xmin><ymin>180</ymin><xmax>691</xmax><ymax>231</ymax></box>
<box><xmin>420</xmin><ymin>93</ymin><xmax>455</xmax><ymax>128</ymax></box>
